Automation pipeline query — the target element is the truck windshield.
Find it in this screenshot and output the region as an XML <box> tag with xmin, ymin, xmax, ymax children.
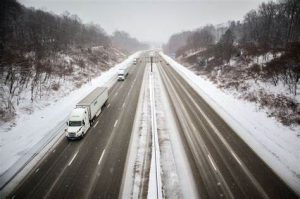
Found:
<box><xmin>69</xmin><ymin>121</ymin><xmax>82</xmax><ymax>126</ymax></box>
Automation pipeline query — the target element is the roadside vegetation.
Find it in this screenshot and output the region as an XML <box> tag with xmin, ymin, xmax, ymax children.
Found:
<box><xmin>0</xmin><ymin>0</ymin><xmax>148</xmax><ymax>123</ymax></box>
<box><xmin>163</xmin><ymin>0</ymin><xmax>300</xmax><ymax>126</ymax></box>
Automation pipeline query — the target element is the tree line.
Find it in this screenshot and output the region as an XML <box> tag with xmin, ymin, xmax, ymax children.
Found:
<box><xmin>164</xmin><ymin>0</ymin><xmax>299</xmax><ymax>56</ymax></box>
<box><xmin>163</xmin><ymin>0</ymin><xmax>300</xmax><ymax>95</ymax></box>
<box><xmin>0</xmin><ymin>0</ymin><xmax>148</xmax><ymax>120</ymax></box>
<box><xmin>112</xmin><ymin>31</ymin><xmax>149</xmax><ymax>54</ymax></box>
<box><xmin>0</xmin><ymin>0</ymin><xmax>112</xmax><ymax>61</ymax></box>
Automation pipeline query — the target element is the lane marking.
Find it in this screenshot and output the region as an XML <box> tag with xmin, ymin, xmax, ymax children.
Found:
<box><xmin>52</xmin><ymin>149</ymin><xmax>56</xmax><ymax>153</ymax></box>
<box><xmin>98</xmin><ymin>150</ymin><xmax>106</xmax><ymax>165</ymax></box>
<box><xmin>207</xmin><ymin>154</ymin><xmax>217</xmax><ymax>171</ymax></box>
<box><xmin>35</xmin><ymin>168</ymin><xmax>40</xmax><ymax>173</ymax></box>
<box><xmin>160</xmin><ymin>62</ymin><xmax>268</xmax><ymax>199</ymax></box>
<box><xmin>231</xmin><ymin>151</ymin><xmax>242</xmax><ymax>165</ymax></box>
<box><xmin>107</xmin><ymin>104</ymin><xmax>110</xmax><ymax>108</ymax></box>
<box><xmin>94</xmin><ymin>121</ymin><xmax>99</xmax><ymax>128</ymax></box>
<box><xmin>114</xmin><ymin>92</ymin><xmax>119</xmax><ymax>97</ymax></box>
<box><xmin>114</xmin><ymin>120</ymin><xmax>118</xmax><ymax>127</ymax></box>
<box><xmin>68</xmin><ymin>151</ymin><xmax>78</xmax><ymax>166</ymax></box>
<box><xmin>122</xmin><ymin>102</ymin><xmax>125</xmax><ymax>108</ymax></box>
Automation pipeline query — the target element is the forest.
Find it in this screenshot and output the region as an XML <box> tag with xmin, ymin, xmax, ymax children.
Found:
<box><xmin>163</xmin><ymin>0</ymin><xmax>300</xmax><ymax>125</ymax></box>
<box><xmin>0</xmin><ymin>0</ymin><xmax>148</xmax><ymax>121</ymax></box>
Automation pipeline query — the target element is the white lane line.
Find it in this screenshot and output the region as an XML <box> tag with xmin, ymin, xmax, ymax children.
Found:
<box><xmin>52</xmin><ymin>149</ymin><xmax>56</xmax><ymax>153</ymax></box>
<box><xmin>122</xmin><ymin>102</ymin><xmax>126</xmax><ymax>108</ymax></box>
<box><xmin>231</xmin><ymin>151</ymin><xmax>242</xmax><ymax>165</ymax></box>
<box><xmin>94</xmin><ymin>121</ymin><xmax>99</xmax><ymax>128</ymax></box>
<box><xmin>114</xmin><ymin>120</ymin><xmax>118</xmax><ymax>127</ymax></box>
<box><xmin>208</xmin><ymin>154</ymin><xmax>217</xmax><ymax>171</ymax></box>
<box><xmin>114</xmin><ymin>92</ymin><xmax>119</xmax><ymax>97</ymax></box>
<box><xmin>98</xmin><ymin>149</ymin><xmax>106</xmax><ymax>165</ymax></box>
<box><xmin>68</xmin><ymin>151</ymin><xmax>78</xmax><ymax>166</ymax></box>
<box><xmin>35</xmin><ymin>168</ymin><xmax>40</xmax><ymax>173</ymax></box>
<box><xmin>107</xmin><ymin>104</ymin><xmax>110</xmax><ymax>108</ymax></box>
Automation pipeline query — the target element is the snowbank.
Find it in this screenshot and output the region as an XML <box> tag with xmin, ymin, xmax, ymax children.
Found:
<box><xmin>160</xmin><ymin>52</ymin><xmax>300</xmax><ymax>195</ymax></box>
<box><xmin>0</xmin><ymin>52</ymin><xmax>141</xmax><ymax>189</ymax></box>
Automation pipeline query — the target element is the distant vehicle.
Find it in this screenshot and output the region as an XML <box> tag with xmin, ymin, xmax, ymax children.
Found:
<box><xmin>133</xmin><ymin>58</ymin><xmax>138</xmax><ymax>65</ymax></box>
<box><xmin>118</xmin><ymin>67</ymin><xmax>129</xmax><ymax>81</ymax></box>
<box><xmin>65</xmin><ymin>87</ymin><xmax>108</xmax><ymax>139</ymax></box>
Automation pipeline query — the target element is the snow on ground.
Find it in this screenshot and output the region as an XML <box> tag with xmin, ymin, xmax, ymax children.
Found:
<box><xmin>154</xmin><ymin>63</ymin><xmax>198</xmax><ymax>198</ymax></box>
<box><xmin>0</xmin><ymin>52</ymin><xmax>141</xmax><ymax>188</ymax></box>
<box><xmin>147</xmin><ymin>68</ymin><xmax>163</xmax><ymax>199</ymax></box>
<box><xmin>252</xmin><ymin>52</ymin><xmax>282</xmax><ymax>65</ymax></box>
<box><xmin>121</xmin><ymin>63</ymin><xmax>198</xmax><ymax>199</ymax></box>
<box><xmin>160</xmin><ymin>52</ymin><xmax>300</xmax><ymax>195</ymax></box>
<box><xmin>125</xmin><ymin>63</ymin><xmax>151</xmax><ymax>198</ymax></box>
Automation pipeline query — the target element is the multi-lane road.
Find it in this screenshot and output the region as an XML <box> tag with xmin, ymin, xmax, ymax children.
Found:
<box><xmin>9</xmin><ymin>54</ymin><xmax>147</xmax><ymax>199</ymax></box>
<box><xmin>157</xmin><ymin>59</ymin><xmax>298</xmax><ymax>198</ymax></box>
<box><xmin>7</xmin><ymin>52</ymin><xmax>298</xmax><ymax>198</ymax></box>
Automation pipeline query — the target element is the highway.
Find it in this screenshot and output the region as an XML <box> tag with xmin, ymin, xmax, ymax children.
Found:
<box><xmin>157</xmin><ymin>57</ymin><xmax>298</xmax><ymax>199</ymax></box>
<box><xmin>9</xmin><ymin>54</ymin><xmax>147</xmax><ymax>199</ymax></box>
<box><xmin>7</xmin><ymin>51</ymin><xmax>298</xmax><ymax>199</ymax></box>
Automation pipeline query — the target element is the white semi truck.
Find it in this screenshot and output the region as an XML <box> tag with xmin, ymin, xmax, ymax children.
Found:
<box><xmin>65</xmin><ymin>87</ymin><xmax>108</xmax><ymax>139</ymax></box>
<box><xmin>117</xmin><ymin>67</ymin><xmax>129</xmax><ymax>81</ymax></box>
<box><xmin>133</xmin><ymin>58</ymin><xmax>138</xmax><ymax>65</ymax></box>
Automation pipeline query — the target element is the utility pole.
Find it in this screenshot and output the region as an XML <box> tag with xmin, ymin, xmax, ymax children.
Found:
<box><xmin>150</xmin><ymin>55</ymin><xmax>153</xmax><ymax>72</ymax></box>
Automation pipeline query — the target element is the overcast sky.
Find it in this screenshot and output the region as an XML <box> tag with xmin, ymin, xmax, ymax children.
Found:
<box><xmin>20</xmin><ymin>0</ymin><xmax>266</xmax><ymax>43</ymax></box>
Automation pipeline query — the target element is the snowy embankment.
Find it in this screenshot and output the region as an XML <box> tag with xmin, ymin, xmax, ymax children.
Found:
<box><xmin>0</xmin><ymin>52</ymin><xmax>141</xmax><ymax>191</ymax></box>
<box><xmin>160</xmin><ymin>52</ymin><xmax>300</xmax><ymax>195</ymax></box>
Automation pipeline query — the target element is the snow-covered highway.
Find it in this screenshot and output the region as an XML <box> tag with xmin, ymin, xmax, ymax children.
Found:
<box><xmin>156</xmin><ymin>56</ymin><xmax>297</xmax><ymax>198</ymax></box>
<box><xmin>5</xmin><ymin>53</ymin><xmax>147</xmax><ymax>198</ymax></box>
<box><xmin>2</xmin><ymin>51</ymin><xmax>298</xmax><ymax>199</ymax></box>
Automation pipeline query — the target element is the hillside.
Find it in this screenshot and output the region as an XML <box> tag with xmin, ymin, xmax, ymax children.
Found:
<box><xmin>164</xmin><ymin>0</ymin><xmax>300</xmax><ymax>127</ymax></box>
<box><xmin>0</xmin><ymin>0</ymin><xmax>147</xmax><ymax>127</ymax></box>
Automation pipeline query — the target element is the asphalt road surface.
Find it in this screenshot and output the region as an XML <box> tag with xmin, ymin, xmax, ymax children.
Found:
<box><xmin>9</xmin><ymin>54</ymin><xmax>147</xmax><ymax>199</ymax></box>
<box><xmin>8</xmin><ymin>52</ymin><xmax>298</xmax><ymax>199</ymax></box>
<box><xmin>157</xmin><ymin>58</ymin><xmax>298</xmax><ymax>199</ymax></box>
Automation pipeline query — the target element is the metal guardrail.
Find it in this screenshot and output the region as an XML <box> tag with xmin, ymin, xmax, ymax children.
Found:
<box><xmin>149</xmin><ymin>70</ymin><xmax>163</xmax><ymax>199</ymax></box>
<box><xmin>0</xmin><ymin>72</ymin><xmax>120</xmax><ymax>194</ymax></box>
<box><xmin>0</xmin><ymin>116</ymin><xmax>68</xmax><ymax>191</ymax></box>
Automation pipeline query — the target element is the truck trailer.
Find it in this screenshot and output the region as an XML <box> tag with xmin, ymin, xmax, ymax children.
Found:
<box><xmin>65</xmin><ymin>87</ymin><xmax>108</xmax><ymax>139</ymax></box>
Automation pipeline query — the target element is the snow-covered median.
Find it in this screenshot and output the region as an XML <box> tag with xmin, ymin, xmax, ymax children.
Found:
<box><xmin>120</xmin><ymin>63</ymin><xmax>198</xmax><ymax>198</ymax></box>
<box><xmin>160</xmin><ymin>52</ymin><xmax>300</xmax><ymax>195</ymax></box>
<box><xmin>0</xmin><ymin>52</ymin><xmax>141</xmax><ymax>191</ymax></box>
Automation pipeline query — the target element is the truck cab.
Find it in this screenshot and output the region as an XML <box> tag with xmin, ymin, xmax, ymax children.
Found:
<box><xmin>66</xmin><ymin>108</ymin><xmax>90</xmax><ymax>139</ymax></box>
